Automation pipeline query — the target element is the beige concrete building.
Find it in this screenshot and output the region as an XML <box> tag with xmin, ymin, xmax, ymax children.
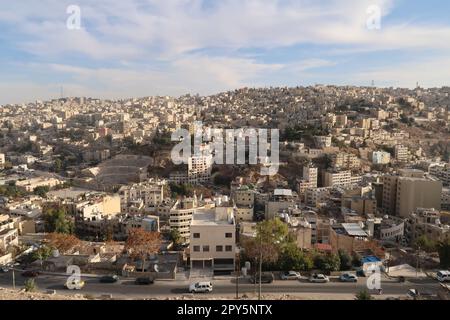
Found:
<box><xmin>323</xmin><ymin>170</ymin><xmax>352</xmax><ymax>187</ymax></box>
<box><xmin>189</xmin><ymin>207</ymin><xmax>236</xmax><ymax>273</ymax></box>
<box><xmin>382</xmin><ymin>170</ymin><xmax>442</xmax><ymax>218</ymax></box>
<box><xmin>394</xmin><ymin>144</ymin><xmax>409</xmax><ymax>162</ymax></box>
<box><xmin>0</xmin><ymin>153</ymin><xmax>5</xmax><ymax>169</ymax></box>
<box><xmin>406</xmin><ymin>208</ymin><xmax>450</xmax><ymax>244</ymax></box>
<box><xmin>331</xmin><ymin>152</ymin><xmax>360</xmax><ymax>170</ymax></box>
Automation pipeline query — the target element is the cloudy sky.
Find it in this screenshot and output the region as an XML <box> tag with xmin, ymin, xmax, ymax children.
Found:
<box><xmin>1</xmin><ymin>0</ymin><xmax>450</xmax><ymax>104</ymax></box>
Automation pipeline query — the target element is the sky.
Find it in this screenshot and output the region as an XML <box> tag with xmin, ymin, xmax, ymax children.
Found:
<box><xmin>1</xmin><ymin>0</ymin><xmax>450</xmax><ymax>104</ymax></box>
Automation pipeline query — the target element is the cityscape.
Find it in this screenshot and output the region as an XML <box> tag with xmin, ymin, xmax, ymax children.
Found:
<box><xmin>0</xmin><ymin>0</ymin><xmax>450</xmax><ymax>306</ymax></box>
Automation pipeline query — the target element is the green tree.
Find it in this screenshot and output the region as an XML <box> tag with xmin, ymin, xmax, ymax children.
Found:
<box><xmin>352</xmin><ymin>252</ymin><xmax>362</xmax><ymax>267</ymax></box>
<box><xmin>24</xmin><ymin>279</ymin><xmax>38</xmax><ymax>292</ymax></box>
<box><xmin>437</xmin><ymin>239</ymin><xmax>450</xmax><ymax>269</ymax></box>
<box><xmin>355</xmin><ymin>289</ymin><xmax>373</xmax><ymax>300</ymax></box>
<box><xmin>314</xmin><ymin>252</ymin><xmax>341</xmax><ymax>272</ymax></box>
<box><xmin>33</xmin><ymin>186</ymin><xmax>50</xmax><ymax>198</ymax></box>
<box><xmin>43</xmin><ymin>207</ymin><xmax>74</xmax><ymax>234</ymax></box>
<box><xmin>279</xmin><ymin>243</ymin><xmax>313</xmax><ymax>271</ymax></box>
<box><xmin>414</xmin><ymin>235</ymin><xmax>437</xmax><ymax>253</ymax></box>
<box><xmin>169</xmin><ymin>229</ymin><xmax>182</xmax><ymax>246</ymax></box>
<box><xmin>32</xmin><ymin>245</ymin><xmax>53</xmax><ymax>262</ymax></box>
<box><xmin>54</xmin><ymin>158</ymin><xmax>63</xmax><ymax>172</ymax></box>
<box><xmin>338</xmin><ymin>249</ymin><xmax>352</xmax><ymax>271</ymax></box>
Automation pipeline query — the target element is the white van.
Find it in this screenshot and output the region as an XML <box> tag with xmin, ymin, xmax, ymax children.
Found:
<box><xmin>189</xmin><ymin>281</ymin><xmax>213</xmax><ymax>293</ymax></box>
<box><xmin>436</xmin><ymin>271</ymin><xmax>450</xmax><ymax>282</ymax></box>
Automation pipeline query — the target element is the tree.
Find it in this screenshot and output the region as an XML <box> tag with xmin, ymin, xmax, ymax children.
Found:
<box><xmin>437</xmin><ymin>238</ymin><xmax>450</xmax><ymax>269</ymax></box>
<box><xmin>278</xmin><ymin>243</ymin><xmax>313</xmax><ymax>271</ymax></box>
<box><xmin>24</xmin><ymin>279</ymin><xmax>38</xmax><ymax>292</ymax></box>
<box><xmin>338</xmin><ymin>249</ymin><xmax>352</xmax><ymax>271</ymax></box>
<box><xmin>414</xmin><ymin>235</ymin><xmax>436</xmax><ymax>253</ymax></box>
<box><xmin>125</xmin><ymin>228</ymin><xmax>161</xmax><ymax>273</ymax></box>
<box><xmin>169</xmin><ymin>229</ymin><xmax>182</xmax><ymax>246</ymax></box>
<box><xmin>46</xmin><ymin>233</ymin><xmax>81</xmax><ymax>254</ymax></box>
<box><xmin>33</xmin><ymin>186</ymin><xmax>50</xmax><ymax>198</ymax></box>
<box><xmin>32</xmin><ymin>245</ymin><xmax>53</xmax><ymax>266</ymax></box>
<box><xmin>314</xmin><ymin>252</ymin><xmax>341</xmax><ymax>272</ymax></box>
<box><xmin>54</xmin><ymin>158</ymin><xmax>63</xmax><ymax>172</ymax></box>
<box><xmin>355</xmin><ymin>289</ymin><xmax>373</xmax><ymax>300</ymax></box>
<box><xmin>43</xmin><ymin>206</ymin><xmax>74</xmax><ymax>234</ymax></box>
<box><xmin>352</xmin><ymin>252</ymin><xmax>362</xmax><ymax>267</ymax></box>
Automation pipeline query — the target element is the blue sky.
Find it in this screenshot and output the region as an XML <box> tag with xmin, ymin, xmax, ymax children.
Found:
<box><xmin>1</xmin><ymin>0</ymin><xmax>450</xmax><ymax>104</ymax></box>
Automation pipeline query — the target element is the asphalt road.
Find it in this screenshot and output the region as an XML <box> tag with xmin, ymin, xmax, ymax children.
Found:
<box><xmin>0</xmin><ymin>271</ymin><xmax>441</xmax><ymax>299</ymax></box>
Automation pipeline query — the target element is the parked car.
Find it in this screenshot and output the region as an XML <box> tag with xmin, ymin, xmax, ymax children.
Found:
<box><xmin>339</xmin><ymin>273</ymin><xmax>358</xmax><ymax>283</ymax></box>
<box><xmin>189</xmin><ymin>281</ymin><xmax>213</xmax><ymax>293</ymax></box>
<box><xmin>65</xmin><ymin>280</ymin><xmax>85</xmax><ymax>290</ymax></box>
<box><xmin>22</xmin><ymin>270</ymin><xmax>40</xmax><ymax>278</ymax></box>
<box><xmin>135</xmin><ymin>277</ymin><xmax>154</xmax><ymax>285</ymax></box>
<box><xmin>436</xmin><ymin>270</ymin><xmax>450</xmax><ymax>282</ymax></box>
<box><xmin>281</xmin><ymin>271</ymin><xmax>301</xmax><ymax>280</ymax></box>
<box><xmin>407</xmin><ymin>289</ymin><xmax>434</xmax><ymax>299</ymax></box>
<box><xmin>99</xmin><ymin>275</ymin><xmax>119</xmax><ymax>283</ymax></box>
<box><xmin>250</xmin><ymin>273</ymin><xmax>275</xmax><ymax>284</ymax></box>
<box><xmin>309</xmin><ymin>274</ymin><xmax>330</xmax><ymax>283</ymax></box>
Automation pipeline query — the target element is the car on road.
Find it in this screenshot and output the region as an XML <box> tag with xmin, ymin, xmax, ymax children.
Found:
<box><xmin>436</xmin><ymin>270</ymin><xmax>450</xmax><ymax>282</ymax></box>
<box><xmin>135</xmin><ymin>277</ymin><xmax>154</xmax><ymax>285</ymax></box>
<box><xmin>0</xmin><ymin>266</ymin><xmax>9</xmax><ymax>273</ymax></box>
<box><xmin>65</xmin><ymin>280</ymin><xmax>85</xmax><ymax>290</ymax></box>
<box><xmin>99</xmin><ymin>275</ymin><xmax>119</xmax><ymax>283</ymax></box>
<box><xmin>189</xmin><ymin>281</ymin><xmax>213</xmax><ymax>293</ymax></box>
<box><xmin>339</xmin><ymin>273</ymin><xmax>358</xmax><ymax>283</ymax></box>
<box><xmin>250</xmin><ymin>273</ymin><xmax>275</xmax><ymax>284</ymax></box>
<box><xmin>407</xmin><ymin>289</ymin><xmax>435</xmax><ymax>300</ymax></box>
<box><xmin>309</xmin><ymin>274</ymin><xmax>330</xmax><ymax>283</ymax></box>
<box><xmin>281</xmin><ymin>271</ymin><xmax>301</xmax><ymax>280</ymax></box>
<box><xmin>21</xmin><ymin>270</ymin><xmax>40</xmax><ymax>278</ymax></box>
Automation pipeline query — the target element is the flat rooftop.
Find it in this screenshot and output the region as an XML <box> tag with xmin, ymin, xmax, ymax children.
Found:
<box><xmin>191</xmin><ymin>209</ymin><xmax>233</xmax><ymax>226</ymax></box>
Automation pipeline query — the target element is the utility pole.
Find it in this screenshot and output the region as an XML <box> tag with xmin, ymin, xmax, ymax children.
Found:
<box><xmin>12</xmin><ymin>267</ymin><xmax>16</xmax><ymax>290</ymax></box>
<box><xmin>258</xmin><ymin>224</ymin><xmax>262</xmax><ymax>301</ymax></box>
<box><xmin>416</xmin><ymin>245</ymin><xmax>420</xmax><ymax>278</ymax></box>
<box><xmin>235</xmin><ymin>252</ymin><xmax>240</xmax><ymax>300</ymax></box>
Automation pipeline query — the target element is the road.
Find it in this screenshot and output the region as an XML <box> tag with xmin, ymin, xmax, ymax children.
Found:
<box><xmin>0</xmin><ymin>271</ymin><xmax>441</xmax><ymax>299</ymax></box>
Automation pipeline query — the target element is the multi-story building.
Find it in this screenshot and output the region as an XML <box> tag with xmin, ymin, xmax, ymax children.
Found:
<box><xmin>372</xmin><ymin>151</ymin><xmax>391</xmax><ymax>165</ymax></box>
<box><xmin>303</xmin><ymin>165</ymin><xmax>318</xmax><ymax>188</ymax></box>
<box><xmin>124</xmin><ymin>215</ymin><xmax>160</xmax><ymax>233</ymax></box>
<box><xmin>314</xmin><ymin>135</ymin><xmax>332</xmax><ymax>148</ymax></box>
<box><xmin>233</xmin><ymin>186</ymin><xmax>255</xmax><ymax>222</ymax></box>
<box><xmin>265</xmin><ymin>189</ymin><xmax>297</xmax><ymax>219</ymax></box>
<box><xmin>442</xmin><ymin>188</ymin><xmax>450</xmax><ymax>211</ymax></box>
<box><xmin>0</xmin><ymin>153</ymin><xmax>5</xmax><ymax>169</ymax></box>
<box><xmin>406</xmin><ymin>208</ymin><xmax>450</xmax><ymax>244</ymax></box>
<box><xmin>331</xmin><ymin>152</ymin><xmax>360</xmax><ymax>170</ymax></box>
<box><xmin>304</xmin><ymin>188</ymin><xmax>331</xmax><ymax>208</ymax></box>
<box><xmin>169</xmin><ymin>197</ymin><xmax>199</xmax><ymax>244</ymax></box>
<box><xmin>430</xmin><ymin>163</ymin><xmax>450</xmax><ymax>186</ymax></box>
<box><xmin>394</xmin><ymin>144</ymin><xmax>409</xmax><ymax>162</ymax></box>
<box><xmin>323</xmin><ymin>170</ymin><xmax>353</xmax><ymax>187</ymax></box>
<box><xmin>189</xmin><ymin>206</ymin><xmax>236</xmax><ymax>273</ymax></box>
<box><xmin>382</xmin><ymin>169</ymin><xmax>442</xmax><ymax>218</ymax></box>
<box><xmin>118</xmin><ymin>179</ymin><xmax>167</xmax><ymax>213</ymax></box>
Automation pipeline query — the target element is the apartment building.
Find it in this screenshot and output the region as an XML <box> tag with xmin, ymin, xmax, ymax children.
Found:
<box><xmin>323</xmin><ymin>170</ymin><xmax>353</xmax><ymax>187</ymax></box>
<box><xmin>265</xmin><ymin>189</ymin><xmax>297</xmax><ymax>219</ymax></box>
<box><xmin>0</xmin><ymin>153</ymin><xmax>5</xmax><ymax>169</ymax></box>
<box><xmin>233</xmin><ymin>186</ymin><xmax>255</xmax><ymax>222</ymax></box>
<box><xmin>372</xmin><ymin>151</ymin><xmax>391</xmax><ymax>165</ymax></box>
<box><xmin>430</xmin><ymin>163</ymin><xmax>450</xmax><ymax>186</ymax></box>
<box><xmin>303</xmin><ymin>165</ymin><xmax>318</xmax><ymax>188</ymax></box>
<box><xmin>314</xmin><ymin>135</ymin><xmax>332</xmax><ymax>148</ymax></box>
<box><xmin>189</xmin><ymin>207</ymin><xmax>236</xmax><ymax>273</ymax></box>
<box><xmin>169</xmin><ymin>155</ymin><xmax>213</xmax><ymax>185</ymax></box>
<box><xmin>0</xmin><ymin>215</ymin><xmax>19</xmax><ymax>251</ymax></box>
<box><xmin>331</xmin><ymin>152</ymin><xmax>360</xmax><ymax>170</ymax></box>
<box><xmin>124</xmin><ymin>215</ymin><xmax>160</xmax><ymax>233</ymax></box>
<box><xmin>169</xmin><ymin>197</ymin><xmax>198</xmax><ymax>244</ymax></box>
<box><xmin>382</xmin><ymin>169</ymin><xmax>442</xmax><ymax>218</ymax></box>
<box><xmin>406</xmin><ymin>208</ymin><xmax>450</xmax><ymax>244</ymax></box>
<box><xmin>118</xmin><ymin>179</ymin><xmax>166</xmax><ymax>212</ymax></box>
<box><xmin>394</xmin><ymin>144</ymin><xmax>409</xmax><ymax>162</ymax></box>
<box><xmin>305</xmin><ymin>188</ymin><xmax>331</xmax><ymax>208</ymax></box>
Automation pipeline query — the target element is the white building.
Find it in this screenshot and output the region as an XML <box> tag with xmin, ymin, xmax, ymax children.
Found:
<box><xmin>190</xmin><ymin>206</ymin><xmax>236</xmax><ymax>273</ymax></box>
<box><xmin>372</xmin><ymin>151</ymin><xmax>391</xmax><ymax>165</ymax></box>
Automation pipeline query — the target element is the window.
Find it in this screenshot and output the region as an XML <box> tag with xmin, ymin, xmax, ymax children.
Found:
<box><xmin>193</xmin><ymin>233</ymin><xmax>200</xmax><ymax>238</ymax></box>
<box><xmin>225</xmin><ymin>233</ymin><xmax>233</xmax><ymax>238</ymax></box>
<box><xmin>193</xmin><ymin>246</ymin><xmax>200</xmax><ymax>252</ymax></box>
<box><xmin>203</xmin><ymin>246</ymin><xmax>210</xmax><ymax>252</ymax></box>
<box><xmin>225</xmin><ymin>245</ymin><xmax>233</xmax><ymax>252</ymax></box>
<box><xmin>216</xmin><ymin>245</ymin><xmax>223</xmax><ymax>252</ymax></box>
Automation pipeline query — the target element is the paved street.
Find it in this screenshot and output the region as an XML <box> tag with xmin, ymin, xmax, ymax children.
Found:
<box><xmin>0</xmin><ymin>271</ymin><xmax>441</xmax><ymax>300</ymax></box>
